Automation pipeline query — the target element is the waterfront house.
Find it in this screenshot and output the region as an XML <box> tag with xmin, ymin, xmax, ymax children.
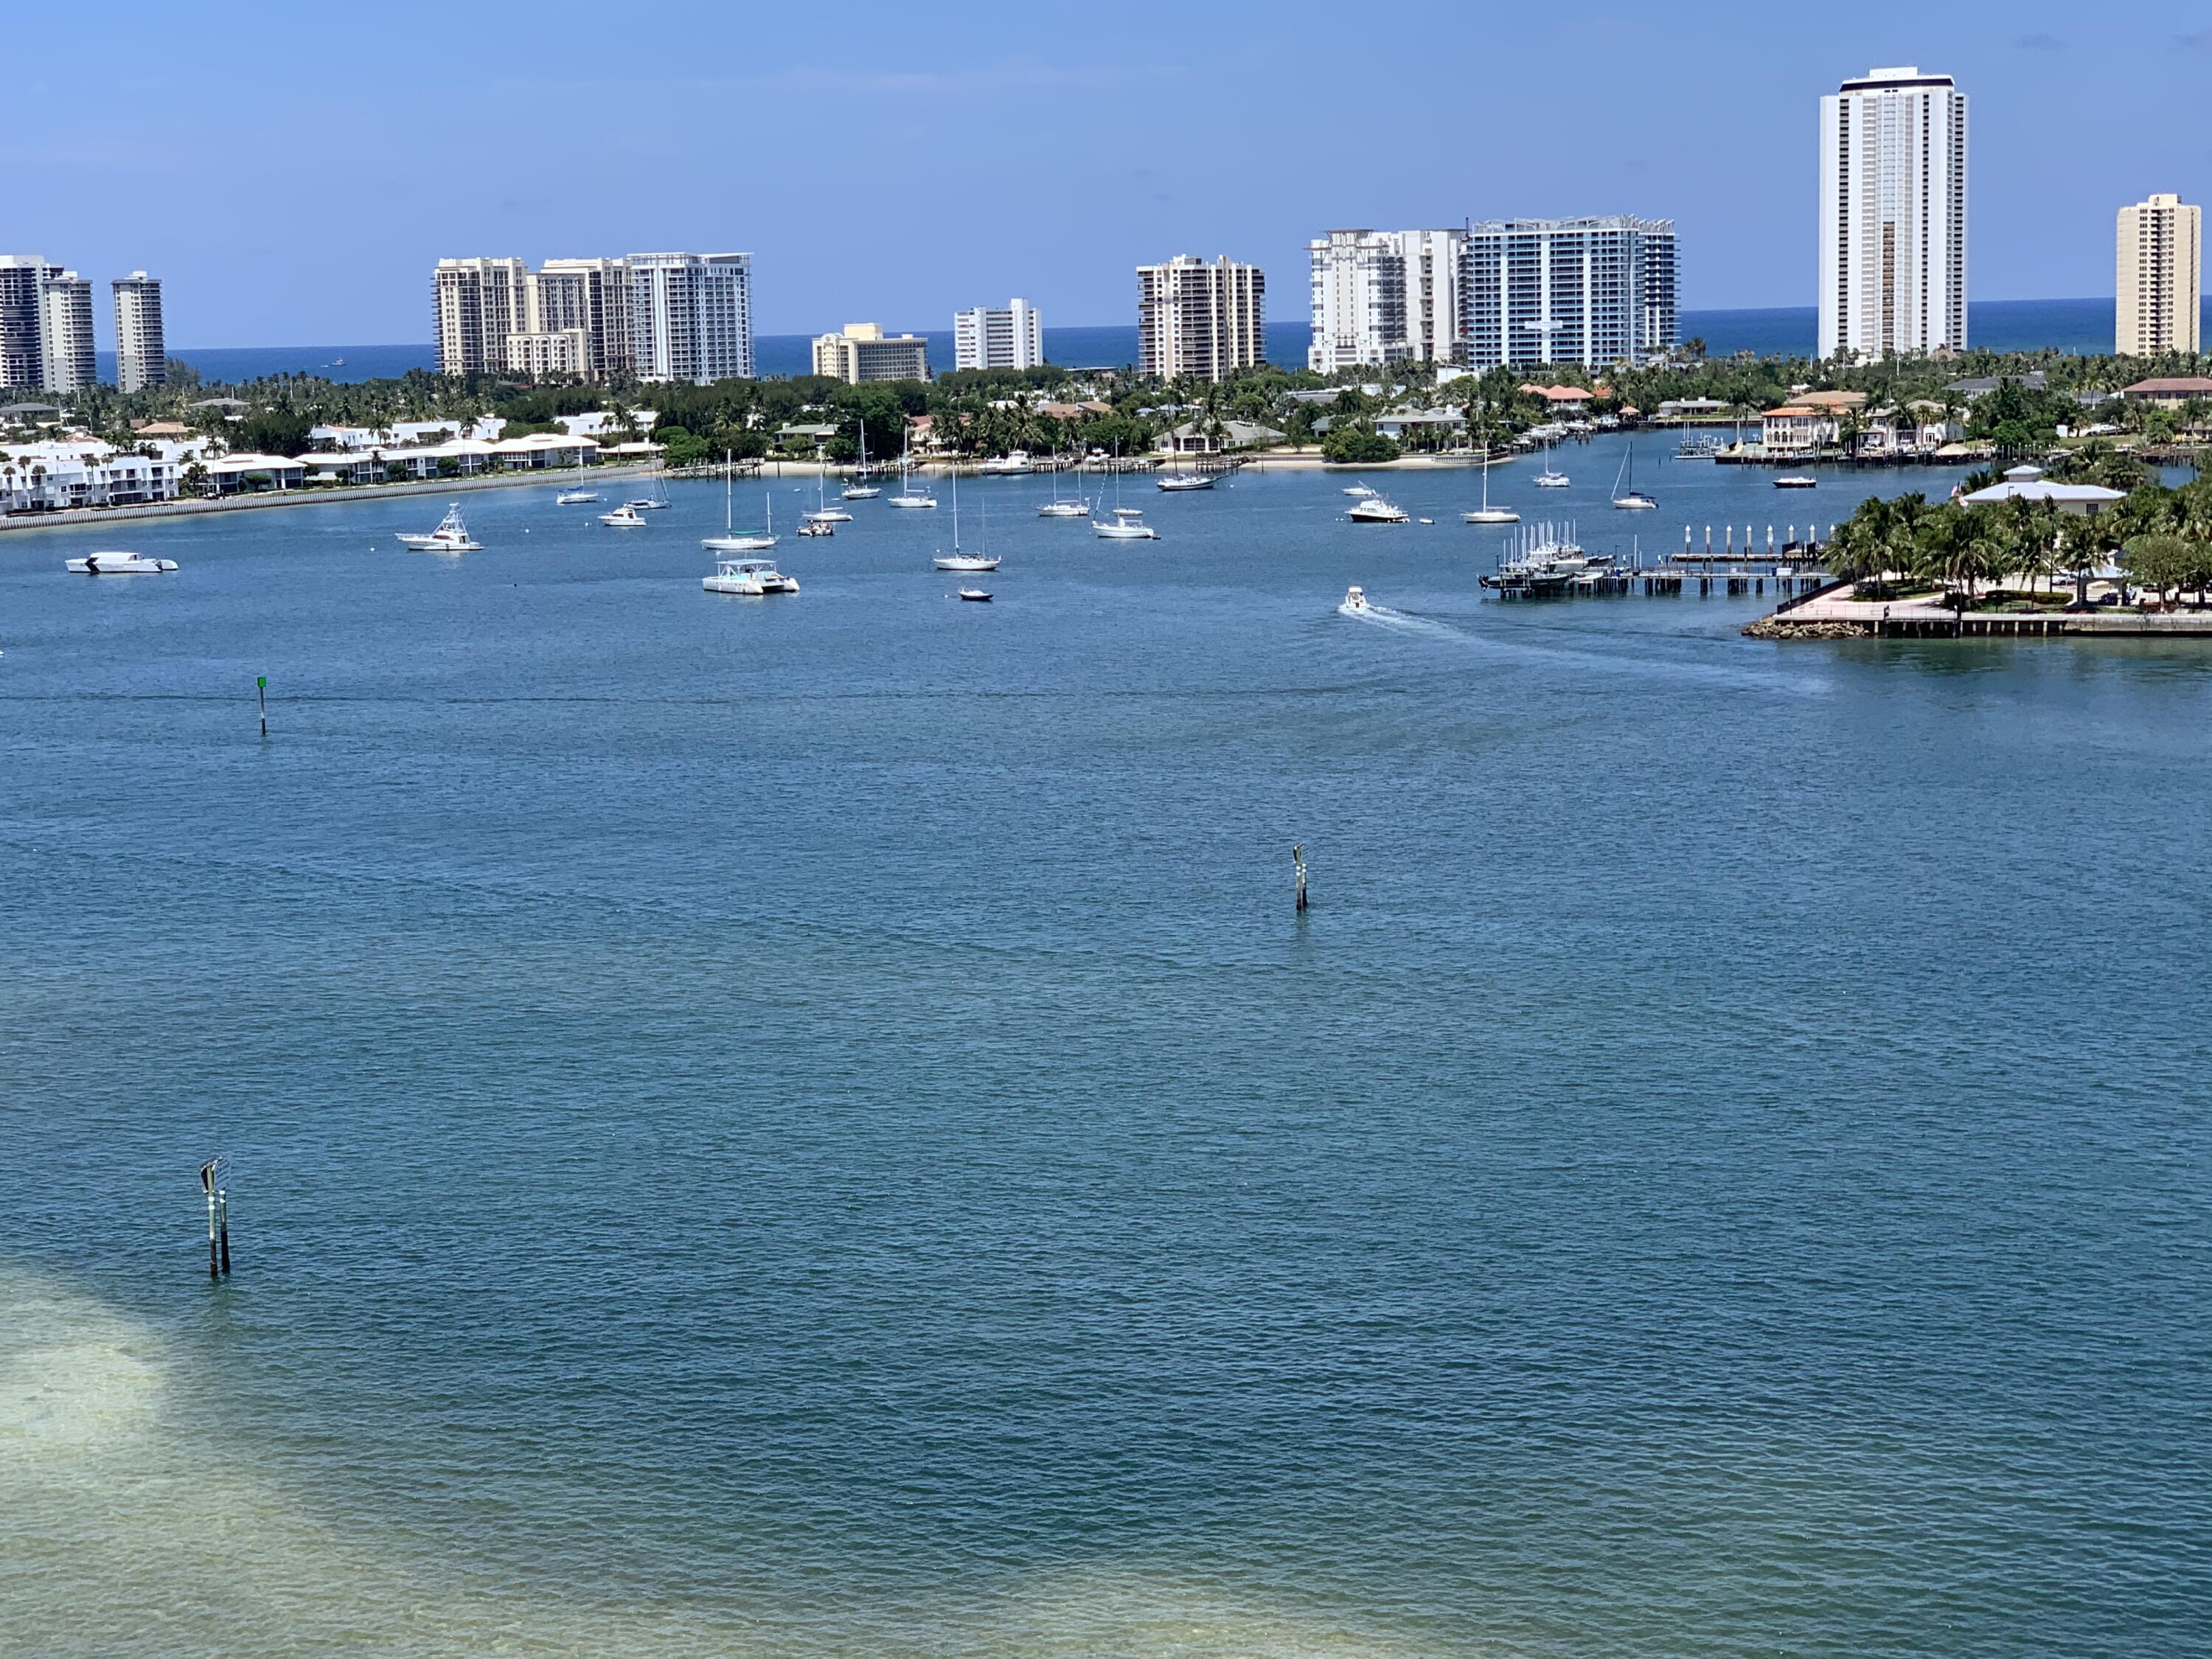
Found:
<box><xmin>1761</xmin><ymin>406</ymin><xmax>1838</xmax><ymax>456</ymax></box>
<box><xmin>198</xmin><ymin>453</ymin><xmax>307</xmax><ymax>495</ymax></box>
<box><xmin>1371</xmin><ymin>407</ymin><xmax>1467</xmax><ymax>443</ymax></box>
<box><xmin>2119</xmin><ymin>376</ymin><xmax>2212</xmax><ymax>411</ymax></box>
<box><xmin>1157</xmin><ymin>419</ymin><xmax>1287</xmax><ymax>455</ymax></box>
<box><xmin>1</xmin><ymin>439</ymin><xmax>178</xmax><ymax>510</ymax></box>
<box><xmin>293</xmin><ymin>451</ymin><xmax>387</xmax><ymax>486</ymax></box>
<box><xmin>1959</xmin><ymin>464</ymin><xmax>2125</xmax><ymax>515</ymax></box>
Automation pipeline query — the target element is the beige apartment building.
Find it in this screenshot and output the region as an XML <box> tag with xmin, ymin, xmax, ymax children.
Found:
<box><xmin>1137</xmin><ymin>255</ymin><xmax>1266</xmax><ymax>380</ymax></box>
<box><xmin>811</xmin><ymin>322</ymin><xmax>931</xmax><ymax>383</ymax></box>
<box><xmin>2116</xmin><ymin>193</ymin><xmax>2201</xmax><ymax>357</ymax></box>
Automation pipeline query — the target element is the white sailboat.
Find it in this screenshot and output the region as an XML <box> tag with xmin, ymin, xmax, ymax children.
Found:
<box><xmin>1091</xmin><ymin>447</ymin><xmax>1161</xmax><ymax>539</ymax></box>
<box><xmin>804</xmin><ymin>462</ymin><xmax>852</xmax><ymax>524</ymax></box>
<box><xmin>1461</xmin><ymin>446</ymin><xmax>1519</xmax><ymax>524</ymax></box>
<box><xmin>888</xmin><ymin>434</ymin><xmax>937</xmax><ymax>509</ymax></box>
<box><xmin>1534</xmin><ymin>440</ymin><xmax>1571</xmax><ymax>488</ymax></box>
<box><xmin>1610</xmin><ymin>442</ymin><xmax>1656</xmax><ymax>510</ymax></box>
<box><xmin>703</xmin><ymin>470</ymin><xmax>776</xmax><ymax>552</ymax></box>
<box><xmin>1037</xmin><ymin>448</ymin><xmax>1089</xmax><ymax>517</ymax></box>
<box><xmin>555</xmin><ymin>452</ymin><xmax>598</xmax><ymax>504</ymax></box>
<box><xmin>932</xmin><ymin>465</ymin><xmax>999</xmax><ymax>571</ymax></box>
<box><xmin>842</xmin><ymin>419</ymin><xmax>881</xmax><ymax>499</ymax></box>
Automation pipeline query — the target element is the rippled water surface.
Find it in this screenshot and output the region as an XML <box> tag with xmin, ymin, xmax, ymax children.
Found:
<box><xmin>4</xmin><ymin>447</ymin><xmax>2209</xmax><ymax>1655</ymax></box>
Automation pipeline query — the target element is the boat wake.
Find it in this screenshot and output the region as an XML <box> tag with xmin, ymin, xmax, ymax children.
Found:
<box><xmin>1338</xmin><ymin>599</ymin><xmax>1457</xmax><ymax>639</ymax></box>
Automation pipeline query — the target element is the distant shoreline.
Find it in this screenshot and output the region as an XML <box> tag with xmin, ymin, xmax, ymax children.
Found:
<box><xmin>0</xmin><ymin>462</ymin><xmax>667</xmax><ymax>536</ymax></box>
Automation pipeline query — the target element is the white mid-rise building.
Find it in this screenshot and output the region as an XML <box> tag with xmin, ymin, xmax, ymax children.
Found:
<box><xmin>953</xmin><ymin>299</ymin><xmax>1043</xmax><ymax>370</ymax></box>
<box><xmin>1458</xmin><ymin>218</ymin><xmax>1677</xmax><ymax>369</ymax></box>
<box><xmin>1818</xmin><ymin>66</ymin><xmax>1967</xmax><ymax>360</ymax></box>
<box><xmin>434</xmin><ymin>257</ymin><xmax>530</xmax><ymax>375</ymax></box>
<box><xmin>2116</xmin><ymin>193</ymin><xmax>2201</xmax><ymax>358</ymax></box>
<box><xmin>1307</xmin><ymin>229</ymin><xmax>1463</xmax><ymax>370</ymax></box>
<box><xmin>113</xmin><ymin>271</ymin><xmax>166</xmax><ymax>393</ymax></box>
<box><xmin>628</xmin><ymin>252</ymin><xmax>754</xmax><ymax>384</ymax></box>
<box><xmin>39</xmin><ymin>271</ymin><xmax>95</xmax><ymax>392</ymax></box>
<box><xmin>1138</xmin><ymin>255</ymin><xmax>1266</xmax><ymax>381</ymax></box>
<box><xmin>813</xmin><ymin>322</ymin><xmax>931</xmax><ymax>383</ymax></box>
<box><xmin>505</xmin><ymin>329</ymin><xmax>589</xmax><ymax>378</ymax></box>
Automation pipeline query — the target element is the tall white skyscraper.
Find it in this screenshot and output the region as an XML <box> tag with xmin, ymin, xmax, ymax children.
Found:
<box><xmin>627</xmin><ymin>253</ymin><xmax>754</xmax><ymax>383</ymax></box>
<box><xmin>2116</xmin><ymin>193</ymin><xmax>2201</xmax><ymax>358</ymax></box>
<box><xmin>112</xmin><ymin>271</ymin><xmax>166</xmax><ymax>393</ymax></box>
<box><xmin>1818</xmin><ymin>66</ymin><xmax>1967</xmax><ymax>360</ymax></box>
<box><xmin>953</xmin><ymin>299</ymin><xmax>1043</xmax><ymax>370</ymax></box>
<box><xmin>532</xmin><ymin>257</ymin><xmax>633</xmax><ymax>378</ymax></box>
<box><xmin>1457</xmin><ymin>218</ymin><xmax>1677</xmax><ymax>369</ymax></box>
<box><xmin>434</xmin><ymin>257</ymin><xmax>529</xmax><ymax>375</ymax></box>
<box><xmin>1307</xmin><ymin>229</ymin><xmax>1464</xmax><ymax>369</ymax></box>
<box><xmin>1137</xmin><ymin>255</ymin><xmax>1265</xmax><ymax>380</ymax></box>
<box><xmin>39</xmin><ymin>270</ymin><xmax>95</xmax><ymax>392</ymax></box>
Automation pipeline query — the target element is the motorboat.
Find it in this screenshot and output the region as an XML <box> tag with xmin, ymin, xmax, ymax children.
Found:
<box><xmin>1349</xmin><ymin>495</ymin><xmax>1410</xmax><ymax>524</ymax></box>
<box><xmin>978</xmin><ymin>452</ymin><xmax>1032</xmax><ymax>474</ymax></box>
<box><xmin>66</xmin><ymin>549</ymin><xmax>177</xmax><ymax>574</ymax></box>
<box><xmin>1342</xmin><ymin>483</ymin><xmax>1377</xmax><ymax>498</ymax></box>
<box><xmin>798</xmin><ymin>520</ymin><xmax>835</xmax><ymax>537</ymax></box>
<box><xmin>1156</xmin><ymin>470</ymin><xmax>1214</xmax><ymax>491</ymax></box>
<box><xmin>703</xmin><ymin>557</ymin><xmax>798</xmax><ymax>596</ymax></box>
<box><xmin>599</xmin><ymin>504</ymin><xmax>648</xmax><ymax>529</ymax></box>
<box><xmin>703</xmin><ymin>483</ymin><xmax>775</xmax><ymax>552</ymax></box>
<box><xmin>1610</xmin><ymin>443</ymin><xmax>1656</xmax><ymax>510</ymax></box>
<box><xmin>1343</xmin><ymin>585</ymin><xmax>1369</xmax><ymax>611</ymax></box>
<box><xmin>1461</xmin><ymin>445</ymin><xmax>1519</xmax><ymax>523</ymax></box>
<box><xmin>397</xmin><ymin>504</ymin><xmax>481</xmax><ymax>551</ymax></box>
<box><xmin>843</xmin><ymin>420</ymin><xmax>881</xmax><ymax>498</ymax></box>
<box><xmin>1775</xmin><ymin>474</ymin><xmax>1818</xmax><ymax>489</ymax></box>
<box><xmin>958</xmin><ymin>588</ymin><xmax>993</xmax><ymax>602</ymax></box>
<box><xmin>1093</xmin><ymin>509</ymin><xmax>1158</xmax><ymax>540</ymax></box>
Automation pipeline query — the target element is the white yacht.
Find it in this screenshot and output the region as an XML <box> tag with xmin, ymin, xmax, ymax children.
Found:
<box><xmin>396</xmin><ymin>504</ymin><xmax>481</xmax><ymax>552</ymax></box>
<box><xmin>703</xmin><ymin>480</ymin><xmax>775</xmax><ymax>552</ymax></box>
<box><xmin>1461</xmin><ymin>446</ymin><xmax>1519</xmax><ymax>524</ymax></box>
<box><xmin>1155</xmin><ymin>470</ymin><xmax>1213</xmax><ymax>491</ymax></box>
<box><xmin>798</xmin><ymin>520</ymin><xmax>834</xmax><ymax>538</ymax></box>
<box><xmin>1092</xmin><ymin>509</ymin><xmax>1159</xmax><ymax>540</ymax></box>
<box><xmin>843</xmin><ymin>420</ymin><xmax>881</xmax><ymax>498</ymax></box>
<box><xmin>1342</xmin><ymin>482</ymin><xmax>1378</xmax><ymax>498</ymax></box>
<box><xmin>957</xmin><ymin>587</ymin><xmax>994</xmax><ymax>602</ymax></box>
<box><xmin>1349</xmin><ymin>495</ymin><xmax>1410</xmax><ymax>524</ymax></box>
<box><xmin>703</xmin><ymin>557</ymin><xmax>798</xmax><ymax>596</ymax></box>
<box><xmin>1775</xmin><ymin>474</ymin><xmax>1818</xmax><ymax>489</ymax></box>
<box><xmin>1610</xmin><ymin>443</ymin><xmax>1657</xmax><ymax>510</ymax></box>
<box><xmin>1343</xmin><ymin>585</ymin><xmax>1369</xmax><ymax>611</ymax></box>
<box><xmin>66</xmin><ymin>549</ymin><xmax>178</xmax><ymax>574</ymax></box>
<box><xmin>599</xmin><ymin>504</ymin><xmax>648</xmax><ymax>529</ymax></box>
<box><xmin>978</xmin><ymin>451</ymin><xmax>1032</xmax><ymax>475</ymax></box>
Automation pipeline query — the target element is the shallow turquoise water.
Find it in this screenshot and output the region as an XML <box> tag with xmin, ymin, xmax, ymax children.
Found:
<box><xmin>4</xmin><ymin>445</ymin><xmax>2208</xmax><ymax>1655</ymax></box>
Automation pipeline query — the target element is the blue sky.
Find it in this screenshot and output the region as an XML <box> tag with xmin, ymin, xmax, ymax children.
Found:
<box><xmin>12</xmin><ymin>0</ymin><xmax>2212</xmax><ymax>347</ymax></box>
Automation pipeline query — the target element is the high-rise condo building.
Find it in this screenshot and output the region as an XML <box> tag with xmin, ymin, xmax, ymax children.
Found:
<box><xmin>812</xmin><ymin>322</ymin><xmax>931</xmax><ymax>383</ymax></box>
<box><xmin>2116</xmin><ymin>193</ymin><xmax>2202</xmax><ymax>357</ymax></box>
<box><xmin>0</xmin><ymin>257</ymin><xmax>46</xmax><ymax>389</ymax></box>
<box><xmin>1456</xmin><ymin>218</ymin><xmax>1677</xmax><ymax>369</ymax></box>
<box><xmin>112</xmin><ymin>271</ymin><xmax>166</xmax><ymax>393</ymax></box>
<box><xmin>1137</xmin><ymin>255</ymin><xmax>1266</xmax><ymax>380</ymax></box>
<box><xmin>1307</xmin><ymin>229</ymin><xmax>1464</xmax><ymax>370</ymax></box>
<box><xmin>953</xmin><ymin>299</ymin><xmax>1043</xmax><ymax>370</ymax></box>
<box><xmin>628</xmin><ymin>252</ymin><xmax>754</xmax><ymax>384</ymax></box>
<box><xmin>39</xmin><ymin>270</ymin><xmax>96</xmax><ymax>392</ymax></box>
<box><xmin>434</xmin><ymin>257</ymin><xmax>529</xmax><ymax>375</ymax></box>
<box><xmin>531</xmin><ymin>257</ymin><xmax>634</xmax><ymax>379</ymax></box>
<box><xmin>1818</xmin><ymin>66</ymin><xmax>1967</xmax><ymax>360</ymax></box>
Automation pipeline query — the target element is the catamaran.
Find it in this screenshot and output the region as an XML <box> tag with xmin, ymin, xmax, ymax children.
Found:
<box><xmin>842</xmin><ymin>420</ymin><xmax>881</xmax><ymax>499</ymax></box>
<box><xmin>396</xmin><ymin>504</ymin><xmax>481</xmax><ymax>551</ymax></box>
<box><xmin>1610</xmin><ymin>442</ymin><xmax>1656</xmax><ymax>510</ymax></box>
<box><xmin>703</xmin><ymin>557</ymin><xmax>798</xmax><ymax>596</ymax></box>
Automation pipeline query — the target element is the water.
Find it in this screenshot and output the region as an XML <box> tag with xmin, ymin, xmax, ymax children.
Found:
<box><xmin>4</xmin><ymin>444</ymin><xmax>2210</xmax><ymax>1656</ymax></box>
<box><xmin>164</xmin><ymin>300</ymin><xmax>2211</xmax><ymax>385</ymax></box>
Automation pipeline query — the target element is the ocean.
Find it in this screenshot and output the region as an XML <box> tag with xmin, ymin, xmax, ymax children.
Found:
<box><xmin>4</xmin><ymin>445</ymin><xmax>2209</xmax><ymax>1655</ymax></box>
<box><xmin>155</xmin><ymin>299</ymin><xmax>2209</xmax><ymax>386</ymax></box>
